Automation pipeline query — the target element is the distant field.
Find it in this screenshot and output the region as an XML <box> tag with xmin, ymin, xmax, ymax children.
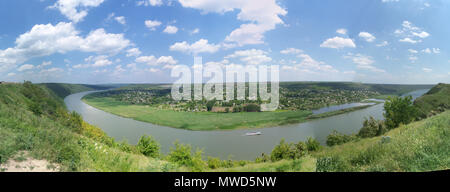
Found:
<box><xmin>82</xmin><ymin>96</ymin><xmax>312</xmax><ymax>131</ymax></box>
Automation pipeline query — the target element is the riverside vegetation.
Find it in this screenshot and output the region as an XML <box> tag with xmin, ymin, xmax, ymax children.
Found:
<box><xmin>0</xmin><ymin>82</ymin><xmax>448</xmax><ymax>172</ymax></box>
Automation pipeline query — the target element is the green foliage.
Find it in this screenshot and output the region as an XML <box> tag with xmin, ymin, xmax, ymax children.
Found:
<box><xmin>316</xmin><ymin>156</ymin><xmax>350</xmax><ymax>172</ymax></box>
<box><xmin>358</xmin><ymin>117</ymin><xmax>387</xmax><ymax>138</ymax></box>
<box><xmin>384</xmin><ymin>96</ymin><xmax>418</xmax><ymax>129</ymax></box>
<box><xmin>305</xmin><ymin>137</ymin><xmax>321</xmax><ymax>152</ymax></box>
<box><xmin>326</xmin><ymin>131</ymin><xmax>358</xmax><ymax>147</ymax></box>
<box><xmin>137</xmin><ymin>135</ymin><xmax>160</xmax><ymax>158</ymax></box>
<box><xmin>166</xmin><ymin>141</ymin><xmax>207</xmax><ymax>171</ymax></box>
<box><xmin>206</xmin><ymin>100</ymin><xmax>216</xmax><ymax>111</ymax></box>
<box><xmin>244</xmin><ymin>104</ymin><xmax>261</xmax><ymax>112</ymax></box>
<box><xmin>270</xmin><ymin>139</ymin><xmax>307</xmax><ymax>161</ymax></box>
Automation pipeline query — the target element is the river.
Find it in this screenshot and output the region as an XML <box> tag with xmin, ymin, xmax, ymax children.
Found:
<box><xmin>64</xmin><ymin>89</ymin><xmax>429</xmax><ymax>160</ymax></box>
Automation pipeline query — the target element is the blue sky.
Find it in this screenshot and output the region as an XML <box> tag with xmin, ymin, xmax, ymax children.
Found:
<box><xmin>0</xmin><ymin>0</ymin><xmax>449</xmax><ymax>84</ymax></box>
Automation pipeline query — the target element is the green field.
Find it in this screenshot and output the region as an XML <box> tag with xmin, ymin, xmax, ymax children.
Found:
<box><xmin>82</xmin><ymin>96</ymin><xmax>312</xmax><ymax>131</ymax></box>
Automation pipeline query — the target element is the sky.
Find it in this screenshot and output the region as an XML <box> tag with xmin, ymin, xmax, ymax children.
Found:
<box><xmin>0</xmin><ymin>0</ymin><xmax>449</xmax><ymax>84</ymax></box>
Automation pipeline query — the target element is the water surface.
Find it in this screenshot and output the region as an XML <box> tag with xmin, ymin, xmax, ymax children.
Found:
<box><xmin>65</xmin><ymin>89</ymin><xmax>428</xmax><ymax>160</ymax></box>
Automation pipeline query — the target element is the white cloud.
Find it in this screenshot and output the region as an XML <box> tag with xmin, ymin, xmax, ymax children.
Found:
<box><xmin>376</xmin><ymin>41</ymin><xmax>389</xmax><ymax>47</ymax></box>
<box><xmin>7</xmin><ymin>73</ymin><xmax>16</xmax><ymax>77</ymax></box>
<box><xmin>145</xmin><ymin>20</ymin><xmax>162</xmax><ymax>31</ymax></box>
<box><xmin>137</xmin><ymin>0</ymin><xmax>163</xmax><ymax>6</ymax></box>
<box><xmin>409</xmin><ymin>56</ymin><xmax>418</xmax><ymax>62</ymax></box>
<box><xmin>336</xmin><ymin>28</ymin><xmax>347</xmax><ymax>35</ymax></box>
<box><xmin>0</xmin><ymin>22</ymin><xmax>130</xmax><ymax>72</ymax></box>
<box><xmin>359</xmin><ymin>32</ymin><xmax>376</xmax><ymax>42</ymax></box>
<box><xmin>408</xmin><ymin>49</ymin><xmax>418</xmax><ymax>54</ymax></box>
<box><xmin>421</xmin><ymin>48</ymin><xmax>441</xmax><ymax>54</ymax></box>
<box><xmin>190</xmin><ymin>28</ymin><xmax>200</xmax><ymax>35</ymax></box>
<box><xmin>163</xmin><ymin>25</ymin><xmax>178</xmax><ymax>34</ymax></box>
<box><xmin>126</xmin><ymin>48</ymin><xmax>142</xmax><ymax>57</ymax></box>
<box><xmin>114</xmin><ymin>16</ymin><xmax>126</xmax><ymax>25</ymax></box>
<box><xmin>18</xmin><ymin>64</ymin><xmax>34</xmax><ymax>72</ymax></box>
<box><xmin>432</xmin><ymin>48</ymin><xmax>440</xmax><ymax>54</ymax></box>
<box><xmin>344</xmin><ymin>53</ymin><xmax>385</xmax><ymax>73</ymax></box>
<box><xmin>399</xmin><ymin>37</ymin><xmax>420</xmax><ymax>44</ymax></box>
<box><xmin>85</xmin><ymin>55</ymin><xmax>113</xmax><ymax>67</ymax></box>
<box><xmin>170</xmin><ymin>39</ymin><xmax>220</xmax><ymax>55</ymax></box>
<box><xmin>320</xmin><ymin>37</ymin><xmax>356</xmax><ymax>49</ymax></box>
<box><xmin>178</xmin><ymin>0</ymin><xmax>287</xmax><ymax>46</ymax></box>
<box><xmin>225</xmin><ymin>49</ymin><xmax>272</xmax><ymax>65</ymax></box>
<box><xmin>37</xmin><ymin>61</ymin><xmax>52</xmax><ymax>68</ymax></box>
<box><xmin>396</xmin><ymin>21</ymin><xmax>429</xmax><ymax>44</ymax></box>
<box><xmin>49</xmin><ymin>0</ymin><xmax>105</xmax><ymax>23</ymax></box>
<box><xmin>422</xmin><ymin>48</ymin><xmax>431</xmax><ymax>54</ymax></box>
<box><xmin>422</xmin><ymin>68</ymin><xmax>432</xmax><ymax>73</ymax></box>
<box><xmin>382</xmin><ymin>0</ymin><xmax>399</xmax><ymax>2</ymax></box>
<box><xmin>280</xmin><ymin>48</ymin><xmax>303</xmax><ymax>55</ymax></box>
<box><xmin>136</xmin><ymin>55</ymin><xmax>178</xmax><ymax>66</ymax></box>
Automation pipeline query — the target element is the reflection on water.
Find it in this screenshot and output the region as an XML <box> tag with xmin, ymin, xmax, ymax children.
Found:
<box><xmin>65</xmin><ymin>89</ymin><xmax>429</xmax><ymax>160</ymax></box>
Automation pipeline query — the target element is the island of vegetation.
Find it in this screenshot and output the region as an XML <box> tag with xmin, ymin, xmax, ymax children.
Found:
<box><xmin>0</xmin><ymin>82</ymin><xmax>447</xmax><ymax>172</ymax></box>
<box><xmin>82</xmin><ymin>82</ymin><xmax>432</xmax><ymax>130</ymax></box>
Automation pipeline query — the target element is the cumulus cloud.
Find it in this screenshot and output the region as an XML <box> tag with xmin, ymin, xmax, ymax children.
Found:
<box><xmin>145</xmin><ymin>20</ymin><xmax>162</xmax><ymax>31</ymax></box>
<box><xmin>320</xmin><ymin>37</ymin><xmax>356</xmax><ymax>49</ymax></box>
<box><xmin>422</xmin><ymin>68</ymin><xmax>432</xmax><ymax>73</ymax></box>
<box><xmin>344</xmin><ymin>53</ymin><xmax>385</xmax><ymax>73</ymax></box>
<box><xmin>49</xmin><ymin>0</ymin><xmax>105</xmax><ymax>23</ymax></box>
<box><xmin>336</xmin><ymin>28</ymin><xmax>347</xmax><ymax>35</ymax></box>
<box><xmin>359</xmin><ymin>32</ymin><xmax>376</xmax><ymax>42</ymax></box>
<box><xmin>225</xmin><ymin>49</ymin><xmax>272</xmax><ymax>65</ymax></box>
<box><xmin>170</xmin><ymin>39</ymin><xmax>220</xmax><ymax>55</ymax></box>
<box><xmin>136</xmin><ymin>55</ymin><xmax>178</xmax><ymax>66</ymax></box>
<box><xmin>85</xmin><ymin>55</ymin><xmax>113</xmax><ymax>67</ymax></box>
<box><xmin>126</xmin><ymin>48</ymin><xmax>142</xmax><ymax>57</ymax></box>
<box><xmin>0</xmin><ymin>22</ymin><xmax>131</xmax><ymax>73</ymax></box>
<box><xmin>178</xmin><ymin>0</ymin><xmax>287</xmax><ymax>46</ymax></box>
<box><xmin>18</xmin><ymin>64</ymin><xmax>34</xmax><ymax>72</ymax></box>
<box><xmin>114</xmin><ymin>16</ymin><xmax>126</xmax><ymax>25</ymax></box>
<box><xmin>376</xmin><ymin>41</ymin><xmax>389</xmax><ymax>47</ymax></box>
<box><xmin>280</xmin><ymin>48</ymin><xmax>303</xmax><ymax>55</ymax></box>
<box><xmin>396</xmin><ymin>21</ymin><xmax>429</xmax><ymax>44</ymax></box>
<box><xmin>163</xmin><ymin>25</ymin><xmax>178</xmax><ymax>34</ymax></box>
<box><xmin>137</xmin><ymin>0</ymin><xmax>163</xmax><ymax>6</ymax></box>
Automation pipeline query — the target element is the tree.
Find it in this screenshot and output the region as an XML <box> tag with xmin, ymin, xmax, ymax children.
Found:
<box><xmin>206</xmin><ymin>99</ymin><xmax>216</xmax><ymax>111</ymax></box>
<box><xmin>358</xmin><ymin>117</ymin><xmax>387</xmax><ymax>138</ymax></box>
<box><xmin>384</xmin><ymin>96</ymin><xmax>418</xmax><ymax>129</ymax></box>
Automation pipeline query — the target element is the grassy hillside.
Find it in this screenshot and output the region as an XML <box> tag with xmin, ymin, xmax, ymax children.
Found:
<box><xmin>414</xmin><ymin>83</ymin><xmax>450</xmax><ymax>118</ymax></box>
<box><xmin>220</xmin><ymin>110</ymin><xmax>449</xmax><ymax>172</ymax></box>
<box><xmin>0</xmin><ymin>82</ymin><xmax>179</xmax><ymax>171</ymax></box>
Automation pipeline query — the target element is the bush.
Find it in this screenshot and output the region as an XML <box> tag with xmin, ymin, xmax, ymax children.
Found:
<box><xmin>207</xmin><ymin>157</ymin><xmax>222</xmax><ymax>169</ymax></box>
<box><xmin>137</xmin><ymin>135</ymin><xmax>160</xmax><ymax>158</ymax></box>
<box><xmin>244</xmin><ymin>104</ymin><xmax>261</xmax><ymax>112</ymax></box>
<box><xmin>384</xmin><ymin>96</ymin><xmax>418</xmax><ymax>129</ymax></box>
<box><xmin>326</xmin><ymin>131</ymin><xmax>357</xmax><ymax>147</ymax></box>
<box><xmin>270</xmin><ymin>139</ymin><xmax>307</xmax><ymax>161</ymax></box>
<box><xmin>167</xmin><ymin>141</ymin><xmax>207</xmax><ymax>171</ymax></box>
<box><xmin>358</xmin><ymin>117</ymin><xmax>387</xmax><ymax>138</ymax></box>
<box><xmin>305</xmin><ymin>137</ymin><xmax>321</xmax><ymax>152</ymax></box>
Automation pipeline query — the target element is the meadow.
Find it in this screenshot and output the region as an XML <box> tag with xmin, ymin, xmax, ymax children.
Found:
<box><xmin>82</xmin><ymin>96</ymin><xmax>312</xmax><ymax>131</ymax></box>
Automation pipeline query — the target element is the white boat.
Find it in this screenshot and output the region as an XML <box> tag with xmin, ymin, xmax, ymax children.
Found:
<box><xmin>245</xmin><ymin>132</ymin><xmax>262</xmax><ymax>136</ymax></box>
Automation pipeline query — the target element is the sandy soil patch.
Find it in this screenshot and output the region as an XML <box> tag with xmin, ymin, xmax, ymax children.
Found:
<box><xmin>0</xmin><ymin>151</ymin><xmax>60</xmax><ymax>172</ymax></box>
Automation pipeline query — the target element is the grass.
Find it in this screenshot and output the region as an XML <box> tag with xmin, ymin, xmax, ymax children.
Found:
<box><xmin>0</xmin><ymin>83</ymin><xmax>182</xmax><ymax>172</ymax></box>
<box><xmin>82</xmin><ymin>96</ymin><xmax>313</xmax><ymax>131</ymax></box>
<box><xmin>414</xmin><ymin>83</ymin><xmax>449</xmax><ymax>118</ymax></box>
<box><xmin>214</xmin><ymin>110</ymin><xmax>449</xmax><ymax>172</ymax></box>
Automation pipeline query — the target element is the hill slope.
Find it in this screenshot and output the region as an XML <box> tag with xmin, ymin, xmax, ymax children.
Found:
<box><xmin>414</xmin><ymin>83</ymin><xmax>450</xmax><ymax>118</ymax></box>
<box><xmin>0</xmin><ymin>82</ymin><xmax>177</xmax><ymax>171</ymax></box>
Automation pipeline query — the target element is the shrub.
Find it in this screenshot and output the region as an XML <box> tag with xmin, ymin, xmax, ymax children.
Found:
<box><xmin>167</xmin><ymin>141</ymin><xmax>207</xmax><ymax>171</ymax></box>
<box><xmin>207</xmin><ymin>157</ymin><xmax>222</xmax><ymax>169</ymax></box>
<box><xmin>270</xmin><ymin>139</ymin><xmax>307</xmax><ymax>161</ymax></box>
<box><xmin>137</xmin><ymin>135</ymin><xmax>160</xmax><ymax>158</ymax></box>
<box><xmin>358</xmin><ymin>117</ymin><xmax>387</xmax><ymax>138</ymax></box>
<box><xmin>305</xmin><ymin>137</ymin><xmax>321</xmax><ymax>152</ymax></box>
<box><xmin>326</xmin><ymin>131</ymin><xmax>357</xmax><ymax>146</ymax></box>
<box><xmin>384</xmin><ymin>96</ymin><xmax>418</xmax><ymax>129</ymax></box>
<box><xmin>244</xmin><ymin>104</ymin><xmax>261</xmax><ymax>112</ymax></box>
